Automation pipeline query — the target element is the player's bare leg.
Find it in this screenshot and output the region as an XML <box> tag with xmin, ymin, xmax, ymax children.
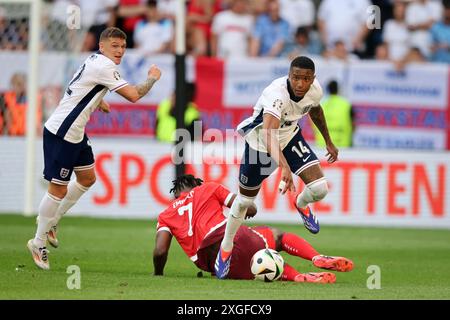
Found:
<box><xmin>49</xmin><ymin>167</ymin><xmax>96</xmax><ymax>248</ymax></box>
<box><xmin>215</xmin><ymin>186</ymin><xmax>258</xmax><ymax>279</ymax></box>
<box><xmin>294</xmin><ymin>164</ymin><xmax>328</xmax><ymax>234</ymax></box>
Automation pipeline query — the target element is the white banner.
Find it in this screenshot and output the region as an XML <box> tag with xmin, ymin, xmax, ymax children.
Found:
<box><xmin>348</xmin><ymin>61</ymin><xmax>449</xmax><ymax>108</ymax></box>
<box><xmin>1</xmin><ymin>138</ymin><xmax>449</xmax><ymax>228</ymax></box>
<box><xmin>353</xmin><ymin>126</ymin><xmax>447</xmax><ymax>150</ymax></box>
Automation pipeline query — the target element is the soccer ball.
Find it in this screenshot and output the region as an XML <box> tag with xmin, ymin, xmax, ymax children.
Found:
<box><xmin>250</xmin><ymin>248</ymin><xmax>284</xmax><ymax>282</ymax></box>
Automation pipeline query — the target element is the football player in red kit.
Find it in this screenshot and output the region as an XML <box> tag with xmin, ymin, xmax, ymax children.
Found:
<box><xmin>153</xmin><ymin>175</ymin><xmax>353</xmax><ymax>283</ymax></box>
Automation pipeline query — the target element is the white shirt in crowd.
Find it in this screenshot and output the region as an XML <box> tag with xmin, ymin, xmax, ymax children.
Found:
<box><xmin>237</xmin><ymin>76</ymin><xmax>323</xmax><ymax>153</ymax></box>
<box><xmin>134</xmin><ymin>20</ymin><xmax>173</xmax><ymax>54</ymax></box>
<box><xmin>78</xmin><ymin>0</ymin><xmax>118</xmax><ymax>28</ymax></box>
<box><xmin>51</xmin><ymin>0</ymin><xmax>74</xmax><ymax>24</ymax></box>
<box><xmin>212</xmin><ymin>10</ymin><xmax>254</xmax><ymax>58</ymax></box>
<box><xmin>157</xmin><ymin>0</ymin><xmax>177</xmax><ymax>19</ymax></box>
<box><xmin>318</xmin><ymin>0</ymin><xmax>371</xmax><ymax>51</ymax></box>
<box><xmin>405</xmin><ymin>0</ymin><xmax>443</xmax><ymax>57</ymax></box>
<box><xmin>279</xmin><ymin>0</ymin><xmax>315</xmax><ymax>34</ymax></box>
<box><xmin>383</xmin><ymin>19</ymin><xmax>411</xmax><ymax>61</ymax></box>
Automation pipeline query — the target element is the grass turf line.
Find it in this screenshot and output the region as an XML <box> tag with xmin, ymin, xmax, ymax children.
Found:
<box><xmin>1</xmin><ymin>214</ymin><xmax>450</xmax><ymax>299</ymax></box>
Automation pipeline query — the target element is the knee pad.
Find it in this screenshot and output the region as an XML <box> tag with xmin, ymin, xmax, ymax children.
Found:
<box><xmin>307</xmin><ymin>178</ymin><xmax>328</xmax><ymax>201</ymax></box>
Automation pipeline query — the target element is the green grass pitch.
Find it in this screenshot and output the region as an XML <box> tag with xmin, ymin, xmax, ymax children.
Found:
<box><xmin>1</xmin><ymin>214</ymin><xmax>450</xmax><ymax>300</ymax></box>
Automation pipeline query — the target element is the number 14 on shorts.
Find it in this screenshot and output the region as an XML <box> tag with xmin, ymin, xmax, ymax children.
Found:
<box><xmin>292</xmin><ymin>141</ymin><xmax>310</xmax><ymax>159</ymax></box>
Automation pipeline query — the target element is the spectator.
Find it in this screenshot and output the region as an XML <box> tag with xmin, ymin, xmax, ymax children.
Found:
<box><xmin>383</xmin><ymin>1</ymin><xmax>411</xmax><ymax>62</ymax></box>
<box><xmin>133</xmin><ymin>0</ymin><xmax>173</xmax><ymax>55</ymax></box>
<box><xmin>405</xmin><ymin>0</ymin><xmax>443</xmax><ymax>58</ymax></box>
<box><xmin>249</xmin><ymin>0</ymin><xmax>290</xmax><ymax>57</ymax></box>
<box><xmin>394</xmin><ymin>46</ymin><xmax>428</xmax><ymax>70</ymax></box>
<box><xmin>248</xmin><ymin>0</ymin><xmax>268</xmax><ymax>16</ymax></box>
<box><xmin>323</xmin><ymin>40</ymin><xmax>360</xmax><ymax>62</ymax></box>
<box><xmin>187</xmin><ymin>0</ymin><xmax>221</xmax><ymax>56</ymax></box>
<box><xmin>374</xmin><ymin>42</ymin><xmax>390</xmax><ymax>61</ymax></box>
<box><xmin>313</xmin><ymin>80</ymin><xmax>354</xmax><ymax>148</ymax></box>
<box><xmin>364</xmin><ymin>0</ymin><xmax>394</xmax><ymax>59</ymax></box>
<box><xmin>156</xmin><ymin>83</ymin><xmax>200</xmax><ymax>143</ymax></box>
<box><xmin>279</xmin><ymin>0</ymin><xmax>315</xmax><ymax>35</ymax></box>
<box><xmin>80</xmin><ymin>0</ymin><xmax>119</xmax><ymax>52</ymax></box>
<box><xmin>157</xmin><ymin>0</ymin><xmax>177</xmax><ymax>21</ymax></box>
<box><xmin>1</xmin><ymin>73</ymin><xmax>42</xmax><ymax>136</ymax></box>
<box><xmin>317</xmin><ymin>0</ymin><xmax>371</xmax><ymax>55</ymax></box>
<box><xmin>430</xmin><ymin>2</ymin><xmax>450</xmax><ymax>63</ymax></box>
<box><xmin>0</xmin><ymin>7</ymin><xmax>10</xmax><ymax>50</ymax></box>
<box><xmin>211</xmin><ymin>0</ymin><xmax>254</xmax><ymax>58</ymax></box>
<box><xmin>116</xmin><ymin>0</ymin><xmax>148</xmax><ymax>49</ymax></box>
<box><xmin>0</xmin><ymin>101</ymin><xmax>3</xmax><ymax>134</ymax></box>
<box><xmin>219</xmin><ymin>0</ymin><xmax>233</xmax><ymax>10</ymax></box>
<box><xmin>282</xmin><ymin>26</ymin><xmax>323</xmax><ymax>59</ymax></box>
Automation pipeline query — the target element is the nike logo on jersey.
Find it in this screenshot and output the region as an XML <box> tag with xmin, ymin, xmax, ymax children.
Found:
<box><xmin>303</xmin><ymin>155</ymin><xmax>311</xmax><ymax>163</ymax></box>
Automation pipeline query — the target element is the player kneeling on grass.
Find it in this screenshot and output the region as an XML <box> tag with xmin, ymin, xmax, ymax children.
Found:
<box><xmin>153</xmin><ymin>175</ymin><xmax>353</xmax><ymax>283</ymax></box>
<box><xmin>28</xmin><ymin>27</ymin><xmax>161</xmax><ymax>270</ymax></box>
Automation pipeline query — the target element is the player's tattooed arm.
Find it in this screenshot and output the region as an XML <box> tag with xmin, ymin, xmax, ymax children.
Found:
<box><xmin>135</xmin><ymin>77</ymin><xmax>158</xmax><ymax>99</ymax></box>
<box><xmin>153</xmin><ymin>230</ymin><xmax>172</xmax><ymax>276</ymax></box>
<box><xmin>309</xmin><ymin>105</ymin><xmax>339</xmax><ymax>163</ymax></box>
<box><xmin>117</xmin><ymin>64</ymin><xmax>161</xmax><ymax>103</ymax></box>
<box><xmin>136</xmin><ymin>64</ymin><xmax>162</xmax><ymax>98</ymax></box>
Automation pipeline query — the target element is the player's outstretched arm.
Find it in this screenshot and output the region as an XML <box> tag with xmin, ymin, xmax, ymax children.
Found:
<box><xmin>116</xmin><ymin>64</ymin><xmax>161</xmax><ymax>103</ymax></box>
<box><xmin>262</xmin><ymin>114</ymin><xmax>295</xmax><ymax>194</ymax></box>
<box><xmin>309</xmin><ymin>105</ymin><xmax>339</xmax><ymax>163</ymax></box>
<box><xmin>153</xmin><ymin>230</ymin><xmax>172</xmax><ymax>276</ymax></box>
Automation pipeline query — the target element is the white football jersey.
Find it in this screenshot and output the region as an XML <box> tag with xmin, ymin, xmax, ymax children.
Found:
<box><xmin>45</xmin><ymin>53</ymin><xmax>128</xmax><ymax>143</ymax></box>
<box><xmin>237</xmin><ymin>76</ymin><xmax>323</xmax><ymax>153</ymax></box>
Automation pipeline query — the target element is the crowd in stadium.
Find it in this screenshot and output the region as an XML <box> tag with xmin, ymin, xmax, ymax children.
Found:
<box><xmin>0</xmin><ymin>0</ymin><xmax>449</xmax><ymax>64</ymax></box>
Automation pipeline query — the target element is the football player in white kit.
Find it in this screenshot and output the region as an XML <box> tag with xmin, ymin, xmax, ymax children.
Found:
<box><xmin>215</xmin><ymin>56</ymin><xmax>339</xmax><ymax>279</ymax></box>
<box><xmin>27</xmin><ymin>27</ymin><xmax>161</xmax><ymax>270</ymax></box>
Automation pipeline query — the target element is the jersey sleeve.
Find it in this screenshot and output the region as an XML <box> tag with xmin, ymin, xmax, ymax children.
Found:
<box><xmin>208</xmin><ymin>182</ymin><xmax>234</xmax><ymax>207</ymax></box>
<box><xmin>97</xmin><ymin>62</ymin><xmax>129</xmax><ymax>92</ymax></box>
<box><xmin>156</xmin><ymin>215</ymin><xmax>172</xmax><ymax>234</ymax></box>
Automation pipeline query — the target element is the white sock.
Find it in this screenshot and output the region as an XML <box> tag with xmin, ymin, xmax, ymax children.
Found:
<box><xmin>296</xmin><ymin>187</ymin><xmax>315</xmax><ymax>209</ymax></box>
<box><xmin>221</xmin><ymin>194</ymin><xmax>255</xmax><ymax>252</ymax></box>
<box><xmin>34</xmin><ymin>193</ymin><xmax>62</xmax><ymax>248</ymax></box>
<box><xmin>296</xmin><ymin>178</ymin><xmax>328</xmax><ymax>209</ymax></box>
<box><xmin>54</xmin><ymin>180</ymin><xmax>89</xmax><ymax>225</ymax></box>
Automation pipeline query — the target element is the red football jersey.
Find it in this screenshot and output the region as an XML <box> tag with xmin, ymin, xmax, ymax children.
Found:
<box><xmin>157</xmin><ymin>182</ymin><xmax>233</xmax><ymax>261</ymax></box>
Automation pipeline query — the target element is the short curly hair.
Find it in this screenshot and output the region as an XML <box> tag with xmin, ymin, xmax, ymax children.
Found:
<box><xmin>169</xmin><ymin>174</ymin><xmax>203</xmax><ymax>195</ymax></box>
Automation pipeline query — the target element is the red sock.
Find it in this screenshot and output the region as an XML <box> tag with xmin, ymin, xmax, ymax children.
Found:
<box><xmin>281</xmin><ymin>263</ymin><xmax>301</xmax><ymax>281</ymax></box>
<box><xmin>281</xmin><ymin>233</ymin><xmax>319</xmax><ymax>261</ymax></box>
